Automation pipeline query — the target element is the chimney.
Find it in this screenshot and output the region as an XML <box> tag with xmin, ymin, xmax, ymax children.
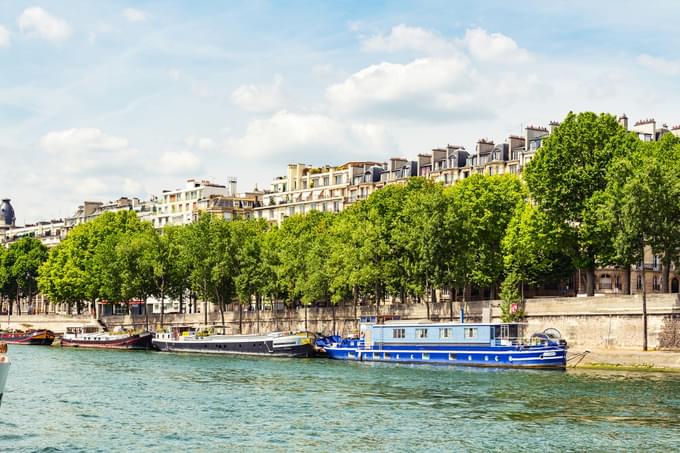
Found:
<box><xmin>549</xmin><ymin>121</ymin><xmax>560</xmax><ymax>134</ymax></box>
<box><xmin>227</xmin><ymin>177</ymin><xmax>238</xmax><ymax>196</ymax></box>
<box><xmin>618</xmin><ymin>113</ymin><xmax>628</xmax><ymax>130</ymax></box>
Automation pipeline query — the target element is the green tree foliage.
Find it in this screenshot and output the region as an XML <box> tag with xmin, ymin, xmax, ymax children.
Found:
<box><xmin>1</xmin><ymin>237</ymin><xmax>48</xmax><ymax>315</ymax></box>
<box><xmin>444</xmin><ymin>174</ymin><xmax>526</xmax><ymax>300</ymax></box>
<box><xmin>525</xmin><ymin>112</ymin><xmax>635</xmax><ymax>295</ymax></box>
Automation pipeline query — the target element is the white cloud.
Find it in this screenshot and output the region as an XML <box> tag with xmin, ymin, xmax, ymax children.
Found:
<box><xmin>463</xmin><ymin>27</ymin><xmax>530</xmax><ymax>63</ymax></box>
<box><xmin>41</xmin><ymin>128</ymin><xmax>128</xmax><ymax>153</ymax></box>
<box><xmin>326</xmin><ymin>57</ymin><xmax>482</xmax><ymax>118</ymax></box>
<box><xmin>361</xmin><ymin>24</ymin><xmax>455</xmax><ymax>55</ymax></box>
<box><xmin>40</xmin><ymin>128</ymin><xmax>139</xmax><ymax>173</ymax></box>
<box><xmin>158</xmin><ymin>151</ymin><xmax>201</xmax><ymax>175</ymax></box>
<box><xmin>0</xmin><ymin>26</ymin><xmax>10</xmax><ymax>47</ymax></box>
<box><xmin>18</xmin><ymin>7</ymin><xmax>71</xmax><ymax>42</ymax></box>
<box><xmin>230</xmin><ymin>75</ymin><xmax>285</xmax><ymax>113</ymax></box>
<box><xmin>185</xmin><ymin>136</ymin><xmax>215</xmax><ymax>150</ymax></box>
<box><xmin>123</xmin><ymin>8</ymin><xmax>147</xmax><ymax>23</ymax></box>
<box><xmin>225</xmin><ymin>110</ymin><xmax>395</xmax><ymax>160</ymax></box>
<box><xmin>637</xmin><ymin>54</ymin><xmax>680</xmax><ymax>76</ymax></box>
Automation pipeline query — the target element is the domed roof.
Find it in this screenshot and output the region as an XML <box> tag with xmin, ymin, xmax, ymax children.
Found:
<box><xmin>1</xmin><ymin>198</ymin><xmax>16</xmax><ymax>227</ymax></box>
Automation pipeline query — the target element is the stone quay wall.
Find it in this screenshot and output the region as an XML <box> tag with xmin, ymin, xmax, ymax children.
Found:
<box><xmin>4</xmin><ymin>294</ymin><xmax>680</xmax><ymax>351</ymax></box>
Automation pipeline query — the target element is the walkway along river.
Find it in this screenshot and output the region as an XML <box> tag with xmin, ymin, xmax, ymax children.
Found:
<box><xmin>1</xmin><ymin>346</ymin><xmax>679</xmax><ymax>452</ymax></box>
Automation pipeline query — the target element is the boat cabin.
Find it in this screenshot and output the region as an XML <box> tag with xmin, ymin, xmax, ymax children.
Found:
<box><xmin>367</xmin><ymin>322</ymin><xmax>525</xmax><ymax>348</ymax></box>
<box><xmin>65</xmin><ymin>326</ymin><xmax>100</xmax><ymax>336</ymax></box>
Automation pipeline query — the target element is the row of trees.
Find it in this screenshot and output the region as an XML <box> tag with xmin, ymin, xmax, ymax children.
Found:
<box><xmin>2</xmin><ymin>112</ymin><xmax>679</xmax><ymax>334</ymax></box>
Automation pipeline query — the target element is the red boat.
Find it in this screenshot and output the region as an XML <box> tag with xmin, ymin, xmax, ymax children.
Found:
<box><xmin>0</xmin><ymin>329</ymin><xmax>56</xmax><ymax>345</ymax></box>
<box><xmin>61</xmin><ymin>326</ymin><xmax>152</xmax><ymax>350</ymax></box>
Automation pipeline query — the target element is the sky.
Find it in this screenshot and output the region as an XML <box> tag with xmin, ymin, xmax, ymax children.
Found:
<box><xmin>2</xmin><ymin>1</ymin><xmax>680</xmax><ymax>224</ymax></box>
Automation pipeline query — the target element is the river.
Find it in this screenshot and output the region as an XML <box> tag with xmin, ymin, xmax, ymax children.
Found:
<box><xmin>1</xmin><ymin>346</ymin><xmax>679</xmax><ymax>452</ymax></box>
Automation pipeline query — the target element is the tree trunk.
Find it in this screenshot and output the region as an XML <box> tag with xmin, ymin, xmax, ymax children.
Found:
<box><xmin>662</xmin><ymin>256</ymin><xmax>671</xmax><ymax>293</ymax></box>
<box><xmin>238</xmin><ymin>300</ymin><xmax>242</xmax><ymax>334</ymax></box>
<box><xmin>256</xmin><ymin>294</ymin><xmax>261</xmax><ymax>334</ymax></box>
<box><xmin>218</xmin><ymin>297</ymin><xmax>225</xmax><ymax>334</ymax></box>
<box><xmin>449</xmin><ymin>288</ymin><xmax>454</xmax><ymax>321</ymax></box>
<box><xmin>489</xmin><ymin>284</ymin><xmax>495</xmax><ymax>301</ymax></box>
<box><xmin>641</xmin><ymin>246</ymin><xmax>648</xmax><ymax>351</ymax></box>
<box><xmin>16</xmin><ymin>288</ymin><xmax>21</xmax><ymax>316</ymax></box>
<box><xmin>144</xmin><ymin>297</ymin><xmax>150</xmax><ymax>331</ymax></box>
<box><xmin>332</xmin><ymin>303</ymin><xmax>336</xmax><ymax>335</ymax></box>
<box><xmin>304</xmin><ymin>304</ymin><xmax>308</xmax><ymax>332</ymax></box>
<box><xmin>160</xmin><ymin>287</ymin><xmax>165</xmax><ymax>329</ymax></box>
<box><xmin>585</xmin><ymin>267</ymin><xmax>596</xmax><ymax>296</ymax></box>
<box><xmin>622</xmin><ymin>266</ymin><xmax>631</xmax><ymax>295</ymax></box>
<box><xmin>422</xmin><ymin>295</ymin><xmax>430</xmax><ymax>320</ymax></box>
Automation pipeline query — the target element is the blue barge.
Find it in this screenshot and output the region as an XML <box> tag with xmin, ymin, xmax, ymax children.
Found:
<box><xmin>325</xmin><ymin>321</ymin><xmax>567</xmax><ymax>369</ymax></box>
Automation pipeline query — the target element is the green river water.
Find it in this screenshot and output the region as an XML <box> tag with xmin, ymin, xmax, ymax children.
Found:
<box><xmin>1</xmin><ymin>346</ymin><xmax>679</xmax><ymax>452</ymax></box>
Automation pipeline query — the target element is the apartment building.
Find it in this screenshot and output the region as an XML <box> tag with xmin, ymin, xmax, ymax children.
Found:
<box><xmin>65</xmin><ymin>196</ymin><xmax>156</xmax><ymax>229</ymax></box>
<box><xmin>193</xmin><ymin>190</ymin><xmax>263</xmax><ymax>221</ymax></box>
<box><xmin>255</xmin><ymin>161</ymin><xmax>390</xmax><ymax>224</ymax></box>
<box><xmin>153</xmin><ymin>178</ymin><xmax>237</xmax><ymax>228</ymax></box>
<box><xmin>2</xmin><ymin>219</ymin><xmax>66</xmax><ymax>248</ymax></box>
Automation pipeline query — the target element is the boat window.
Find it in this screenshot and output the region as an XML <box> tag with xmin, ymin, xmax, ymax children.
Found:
<box><xmin>439</xmin><ymin>328</ymin><xmax>452</xmax><ymax>339</ymax></box>
<box><xmin>422</xmin><ymin>353</ymin><xmax>430</xmax><ymax>360</ymax></box>
<box><xmin>448</xmin><ymin>353</ymin><xmax>456</xmax><ymax>360</ymax></box>
<box><xmin>464</xmin><ymin>328</ymin><xmax>478</xmax><ymax>339</ymax></box>
<box><xmin>393</xmin><ymin>328</ymin><xmax>406</xmax><ymax>339</ymax></box>
<box><xmin>415</xmin><ymin>328</ymin><xmax>428</xmax><ymax>339</ymax></box>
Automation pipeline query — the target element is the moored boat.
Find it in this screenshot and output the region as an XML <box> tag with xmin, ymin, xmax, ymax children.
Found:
<box><xmin>0</xmin><ymin>329</ymin><xmax>56</xmax><ymax>346</ymax></box>
<box><xmin>325</xmin><ymin>321</ymin><xmax>567</xmax><ymax>369</ymax></box>
<box><xmin>152</xmin><ymin>327</ymin><xmax>314</xmax><ymax>358</ymax></box>
<box><xmin>0</xmin><ymin>342</ymin><xmax>9</xmax><ymax>407</ymax></box>
<box><xmin>61</xmin><ymin>325</ymin><xmax>153</xmax><ymax>350</ymax></box>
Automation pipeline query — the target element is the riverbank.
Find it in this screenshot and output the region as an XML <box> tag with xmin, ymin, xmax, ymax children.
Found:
<box><xmin>569</xmin><ymin>349</ymin><xmax>680</xmax><ymax>372</ymax></box>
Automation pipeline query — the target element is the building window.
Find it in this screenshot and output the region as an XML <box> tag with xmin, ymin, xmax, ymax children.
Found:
<box><xmin>653</xmin><ymin>276</ymin><xmax>660</xmax><ymax>291</ymax></box>
<box><xmin>393</xmin><ymin>328</ymin><xmax>405</xmax><ymax>339</ymax></box>
<box><xmin>415</xmin><ymin>328</ymin><xmax>428</xmax><ymax>339</ymax></box>
<box><xmin>335</xmin><ymin>175</ymin><xmax>343</xmax><ymax>185</ymax></box>
<box><xmin>439</xmin><ymin>328</ymin><xmax>452</xmax><ymax>339</ymax></box>
<box><xmin>637</xmin><ymin>275</ymin><xmax>643</xmax><ymax>290</ymax></box>
<box><xmin>464</xmin><ymin>328</ymin><xmax>478</xmax><ymax>339</ymax></box>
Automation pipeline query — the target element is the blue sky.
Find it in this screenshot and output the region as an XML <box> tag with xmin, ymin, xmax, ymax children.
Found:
<box><xmin>2</xmin><ymin>1</ymin><xmax>680</xmax><ymax>223</ymax></box>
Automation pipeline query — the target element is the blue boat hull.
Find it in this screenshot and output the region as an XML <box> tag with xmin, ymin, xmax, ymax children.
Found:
<box><xmin>325</xmin><ymin>344</ymin><xmax>566</xmax><ymax>369</ymax></box>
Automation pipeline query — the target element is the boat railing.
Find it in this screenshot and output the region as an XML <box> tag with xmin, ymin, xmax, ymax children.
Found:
<box><xmin>493</xmin><ymin>337</ymin><xmax>524</xmax><ymax>347</ymax></box>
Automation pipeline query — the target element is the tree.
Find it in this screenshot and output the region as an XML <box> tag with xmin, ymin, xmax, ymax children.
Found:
<box><xmin>38</xmin><ymin>211</ymin><xmax>148</xmax><ymax>315</ymax></box>
<box><xmin>3</xmin><ymin>237</ymin><xmax>48</xmax><ymax>315</ymax></box>
<box><xmin>232</xmin><ymin>219</ymin><xmax>270</xmax><ymax>334</ymax></box>
<box><xmin>501</xmin><ymin>201</ymin><xmax>573</xmax><ymax>305</ymax></box>
<box><xmin>524</xmin><ymin>112</ymin><xmax>635</xmax><ymax>295</ymax></box>
<box><xmin>183</xmin><ymin>214</ymin><xmax>236</xmax><ymax>331</ymax></box>
<box><xmin>444</xmin><ymin>174</ymin><xmax>526</xmax><ymax>302</ymax></box>
<box><xmin>393</xmin><ymin>178</ymin><xmax>447</xmax><ymax>319</ymax></box>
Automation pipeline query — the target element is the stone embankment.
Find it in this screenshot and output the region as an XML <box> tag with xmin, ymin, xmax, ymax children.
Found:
<box><xmin>4</xmin><ymin>293</ymin><xmax>679</xmax><ymax>370</ymax></box>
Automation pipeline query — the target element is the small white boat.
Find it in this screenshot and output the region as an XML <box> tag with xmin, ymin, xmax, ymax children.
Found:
<box><xmin>0</xmin><ymin>342</ymin><xmax>10</xmax><ymax>407</ymax></box>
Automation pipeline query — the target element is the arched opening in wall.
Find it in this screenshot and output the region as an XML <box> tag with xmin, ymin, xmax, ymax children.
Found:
<box><xmin>599</xmin><ymin>274</ymin><xmax>612</xmax><ymax>290</ymax></box>
<box><xmin>672</xmin><ymin>278</ymin><xmax>679</xmax><ymax>294</ymax></box>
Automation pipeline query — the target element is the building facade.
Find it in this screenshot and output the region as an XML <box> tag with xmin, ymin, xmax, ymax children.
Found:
<box><xmin>152</xmin><ymin>178</ymin><xmax>237</xmax><ymax>228</ymax></box>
